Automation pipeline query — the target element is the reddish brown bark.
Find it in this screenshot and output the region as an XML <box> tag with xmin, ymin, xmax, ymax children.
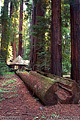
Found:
<box><xmin>30</xmin><ymin>0</ymin><xmax>45</xmax><ymax>71</ymax></box>
<box><xmin>10</xmin><ymin>1</ymin><xmax>13</xmax><ymax>48</ymax></box>
<box><xmin>10</xmin><ymin>1</ymin><xmax>16</xmax><ymax>60</ymax></box>
<box><xmin>16</xmin><ymin>71</ymin><xmax>58</xmax><ymax>105</ymax></box>
<box><xmin>30</xmin><ymin>0</ymin><xmax>36</xmax><ymax>70</ymax></box>
<box><xmin>35</xmin><ymin>2</ymin><xmax>45</xmax><ymax>71</ymax></box>
<box><xmin>70</xmin><ymin>1</ymin><xmax>80</xmax><ymax>85</ymax></box>
<box><xmin>10</xmin><ymin>1</ymin><xmax>13</xmax><ymax>18</ymax></box>
<box><xmin>16</xmin><ymin>71</ymin><xmax>80</xmax><ymax>105</ymax></box>
<box><xmin>51</xmin><ymin>0</ymin><xmax>62</xmax><ymax>76</ymax></box>
<box><xmin>18</xmin><ymin>0</ymin><xmax>23</xmax><ymax>57</ymax></box>
<box><xmin>13</xmin><ymin>32</ymin><xmax>16</xmax><ymax>60</ymax></box>
<box><xmin>1</xmin><ymin>0</ymin><xmax>9</xmax><ymax>61</ymax></box>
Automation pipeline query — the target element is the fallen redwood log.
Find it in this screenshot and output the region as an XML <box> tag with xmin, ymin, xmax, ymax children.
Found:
<box><xmin>37</xmin><ymin>71</ymin><xmax>80</xmax><ymax>104</ymax></box>
<box><xmin>16</xmin><ymin>71</ymin><xmax>58</xmax><ymax>105</ymax></box>
<box><xmin>16</xmin><ymin>71</ymin><xmax>80</xmax><ymax>105</ymax></box>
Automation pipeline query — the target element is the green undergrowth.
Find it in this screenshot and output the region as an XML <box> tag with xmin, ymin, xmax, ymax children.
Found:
<box><xmin>33</xmin><ymin>113</ymin><xmax>60</xmax><ymax>120</ymax></box>
<box><xmin>2</xmin><ymin>79</ymin><xmax>17</xmax><ymax>86</ymax></box>
<box><xmin>2</xmin><ymin>72</ymin><xmax>15</xmax><ymax>75</ymax></box>
<box><xmin>0</xmin><ymin>57</ymin><xmax>9</xmax><ymax>75</ymax></box>
<box><xmin>33</xmin><ymin>112</ymin><xmax>77</xmax><ymax>120</ymax></box>
<box><xmin>0</xmin><ymin>74</ymin><xmax>18</xmax><ymax>102</ymax></box>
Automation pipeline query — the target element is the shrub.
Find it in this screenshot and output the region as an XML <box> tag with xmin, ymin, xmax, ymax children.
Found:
<box><xmin>0</xmin><ymin>55</ymin><xmax>9</xmax><ymax>75</ymax></box>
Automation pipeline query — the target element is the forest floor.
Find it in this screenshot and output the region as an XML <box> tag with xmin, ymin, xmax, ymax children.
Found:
<box><xmin>0</xmin><ymin>73</ymin><xmax>80</xmax><ymax>120</ymax></box>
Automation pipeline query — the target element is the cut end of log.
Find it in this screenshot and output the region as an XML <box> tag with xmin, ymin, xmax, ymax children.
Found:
<box><xmin>55</xmin><ymin>88</ymin><xmax>73</xmax><ymax>104</ymax></box>
<box><xmin>44</xmin><ymin>84</ymin><xmax>58</xmax><ymax>105</ymax></box>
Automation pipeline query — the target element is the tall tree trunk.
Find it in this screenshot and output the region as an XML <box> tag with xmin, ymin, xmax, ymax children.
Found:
<box><xmin>70</xmin><ymin>0</ymin><xmax>80</xmax><ymax>85</ymax></box>
<box><xmin>35</xmin><ymin>1</ymin><xmax>45</xmax><ymax>71</ymax></box>
<box><xmin>51</xmin><ymin>0</ymin><xmax>62</xmax><ymax>76</ymax></box>
<box><xmin>30</xmin><ymin>0</ymin><xmax>36</xmax><ymax>70</ymax></box>
<box><xmin>10</xmin><ymin>1</ymin><xmax>16</xmax><ymax>60</ymax></box>
<box><xmin>10</xmin><ymin>1</ymin><xmax>13</xmax><ymax>18</ymax></box>
<box><xmin>30</xmin><ymin>0</ymin><xmax>45</xmax><ymax>71</ymax></box>
<box><xmin>1</xmin><ymin>0</ymin><xmax>9</xmax><ymax>61</ymax></box>
<box><xmin>18</xmin><ymin>0</ymin><xmax>23</xmax><ymax>57</ymax></box>
<box><xmin>13</xmin><ymin>22</ymin><xmax>16</xmax><ymax>60</ymax></box>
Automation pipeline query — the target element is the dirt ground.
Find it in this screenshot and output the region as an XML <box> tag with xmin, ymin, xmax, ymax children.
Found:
<box><xmin>0</xmin><ymin>73</ymin><xmax>80</xmax><ymax>120</ymax></box>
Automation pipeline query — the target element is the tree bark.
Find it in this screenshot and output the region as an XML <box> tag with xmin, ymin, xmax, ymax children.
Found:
<box><xmin>51</xmin><ymin>0</ymin><xmax>62</xmax><ymax>76</ymax></box>
<box><xmin>30</xmin><ymin>0</ymin><xmax>45</xmax><ymax>71</ymax></box>
<box><xmin>10</xmin><ymin>1</ymin><xmax>13</xmax><ymax>18</ymax></box>
<box><xmin>10</xmin><ymin>1</ymin><xmax>16</xmax><ymax>60</ymax></box>
<box><xmin>13</xmin><ymin>29</ymin><xmax>16</xmax><ymax>60</ymax></box>
<box><xmin>16</xmin><ymin>71</ymin><xmax>80</xmax><ymax>105</ymax></box>
<box><xmin>30</xmin><ymin>0</ymin><xmax>36</xmax><ymax>70</ymax></box>
<box><xmin>1</xmin><ymin>0</ymin><xmax>9</xmax><ymax>61</ymax></box>
<box><xmin>70</xmin><ymin>0</ymin><xmax>80</xmax><ymax>85</ymax></box>
<box><xmin>16</xmin><ymin>71</ymin><xmax>58</xmax><ymax>105</ymax></box>
<box><xmin>18</xmin><ymin>0</ymin><xmax>23</xmax><ymax>57</ymax></box>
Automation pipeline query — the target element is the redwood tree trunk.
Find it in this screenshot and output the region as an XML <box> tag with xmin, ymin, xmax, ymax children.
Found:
<box><xmin>10</xmin><ymin>1</ymin><xmax>13</xmax><ymax>18</ymax></box>
<box><xmin>30</xmin><ymin>0</ymin><xmax>45</xmax><ymax>71</ymax></box>
<box><xmin>35</xmin><ymin>1</ymin><xmax>45</xmax><ymax>71</ymax></box>
<box><xmin>30</xmin><ymin>0</ymin><xmax>36</xmax><ymax>70</ymax></box>
<box><xmin>10</xmin><ymin>1</ymin><xmax>16</xmax><ymax>60</ymax></box>
<box><xmin>70</xmin><ymin>0</ymin><xmax>80</xmax><ymax>85</ymax></box>
<box><xmin>13</xmin><ymin>31</ymin><xmax>16</xmax><ymax>60</ymax></box>
<box><xmin>18</xmin><ymin>0</ymin><xmax>23</xmax><ymax>57</ymax></box>
<box><xmin>1</xmin><ymin>0</ymin><xmax>9</xmax><ymax>61</ymax></box>
<box><xmin>51</xmin><ymin>0</ymin><xmax>62</xmax><ymax>76</ymax></box>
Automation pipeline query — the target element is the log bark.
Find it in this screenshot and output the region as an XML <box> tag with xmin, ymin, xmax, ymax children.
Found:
<box><xmin>16</xmin><ymin>71</ymin><xmax>58</xmax><ymax>105</ymax></box>
<box><xmin>45</xmin><ymin>73</ymin><xmax>80</xmax><ymax>104</ymax></box>
<box><xmin>16</xmin><ymin>71</ymin><xmax>80</xmax><ymax>105</ymax></box>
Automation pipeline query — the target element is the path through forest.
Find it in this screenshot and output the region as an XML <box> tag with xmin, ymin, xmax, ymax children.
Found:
<box><xmin>0</xmin><ymin>73</ymin><xmax>80</xmax><ymax>120</ymax></box>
